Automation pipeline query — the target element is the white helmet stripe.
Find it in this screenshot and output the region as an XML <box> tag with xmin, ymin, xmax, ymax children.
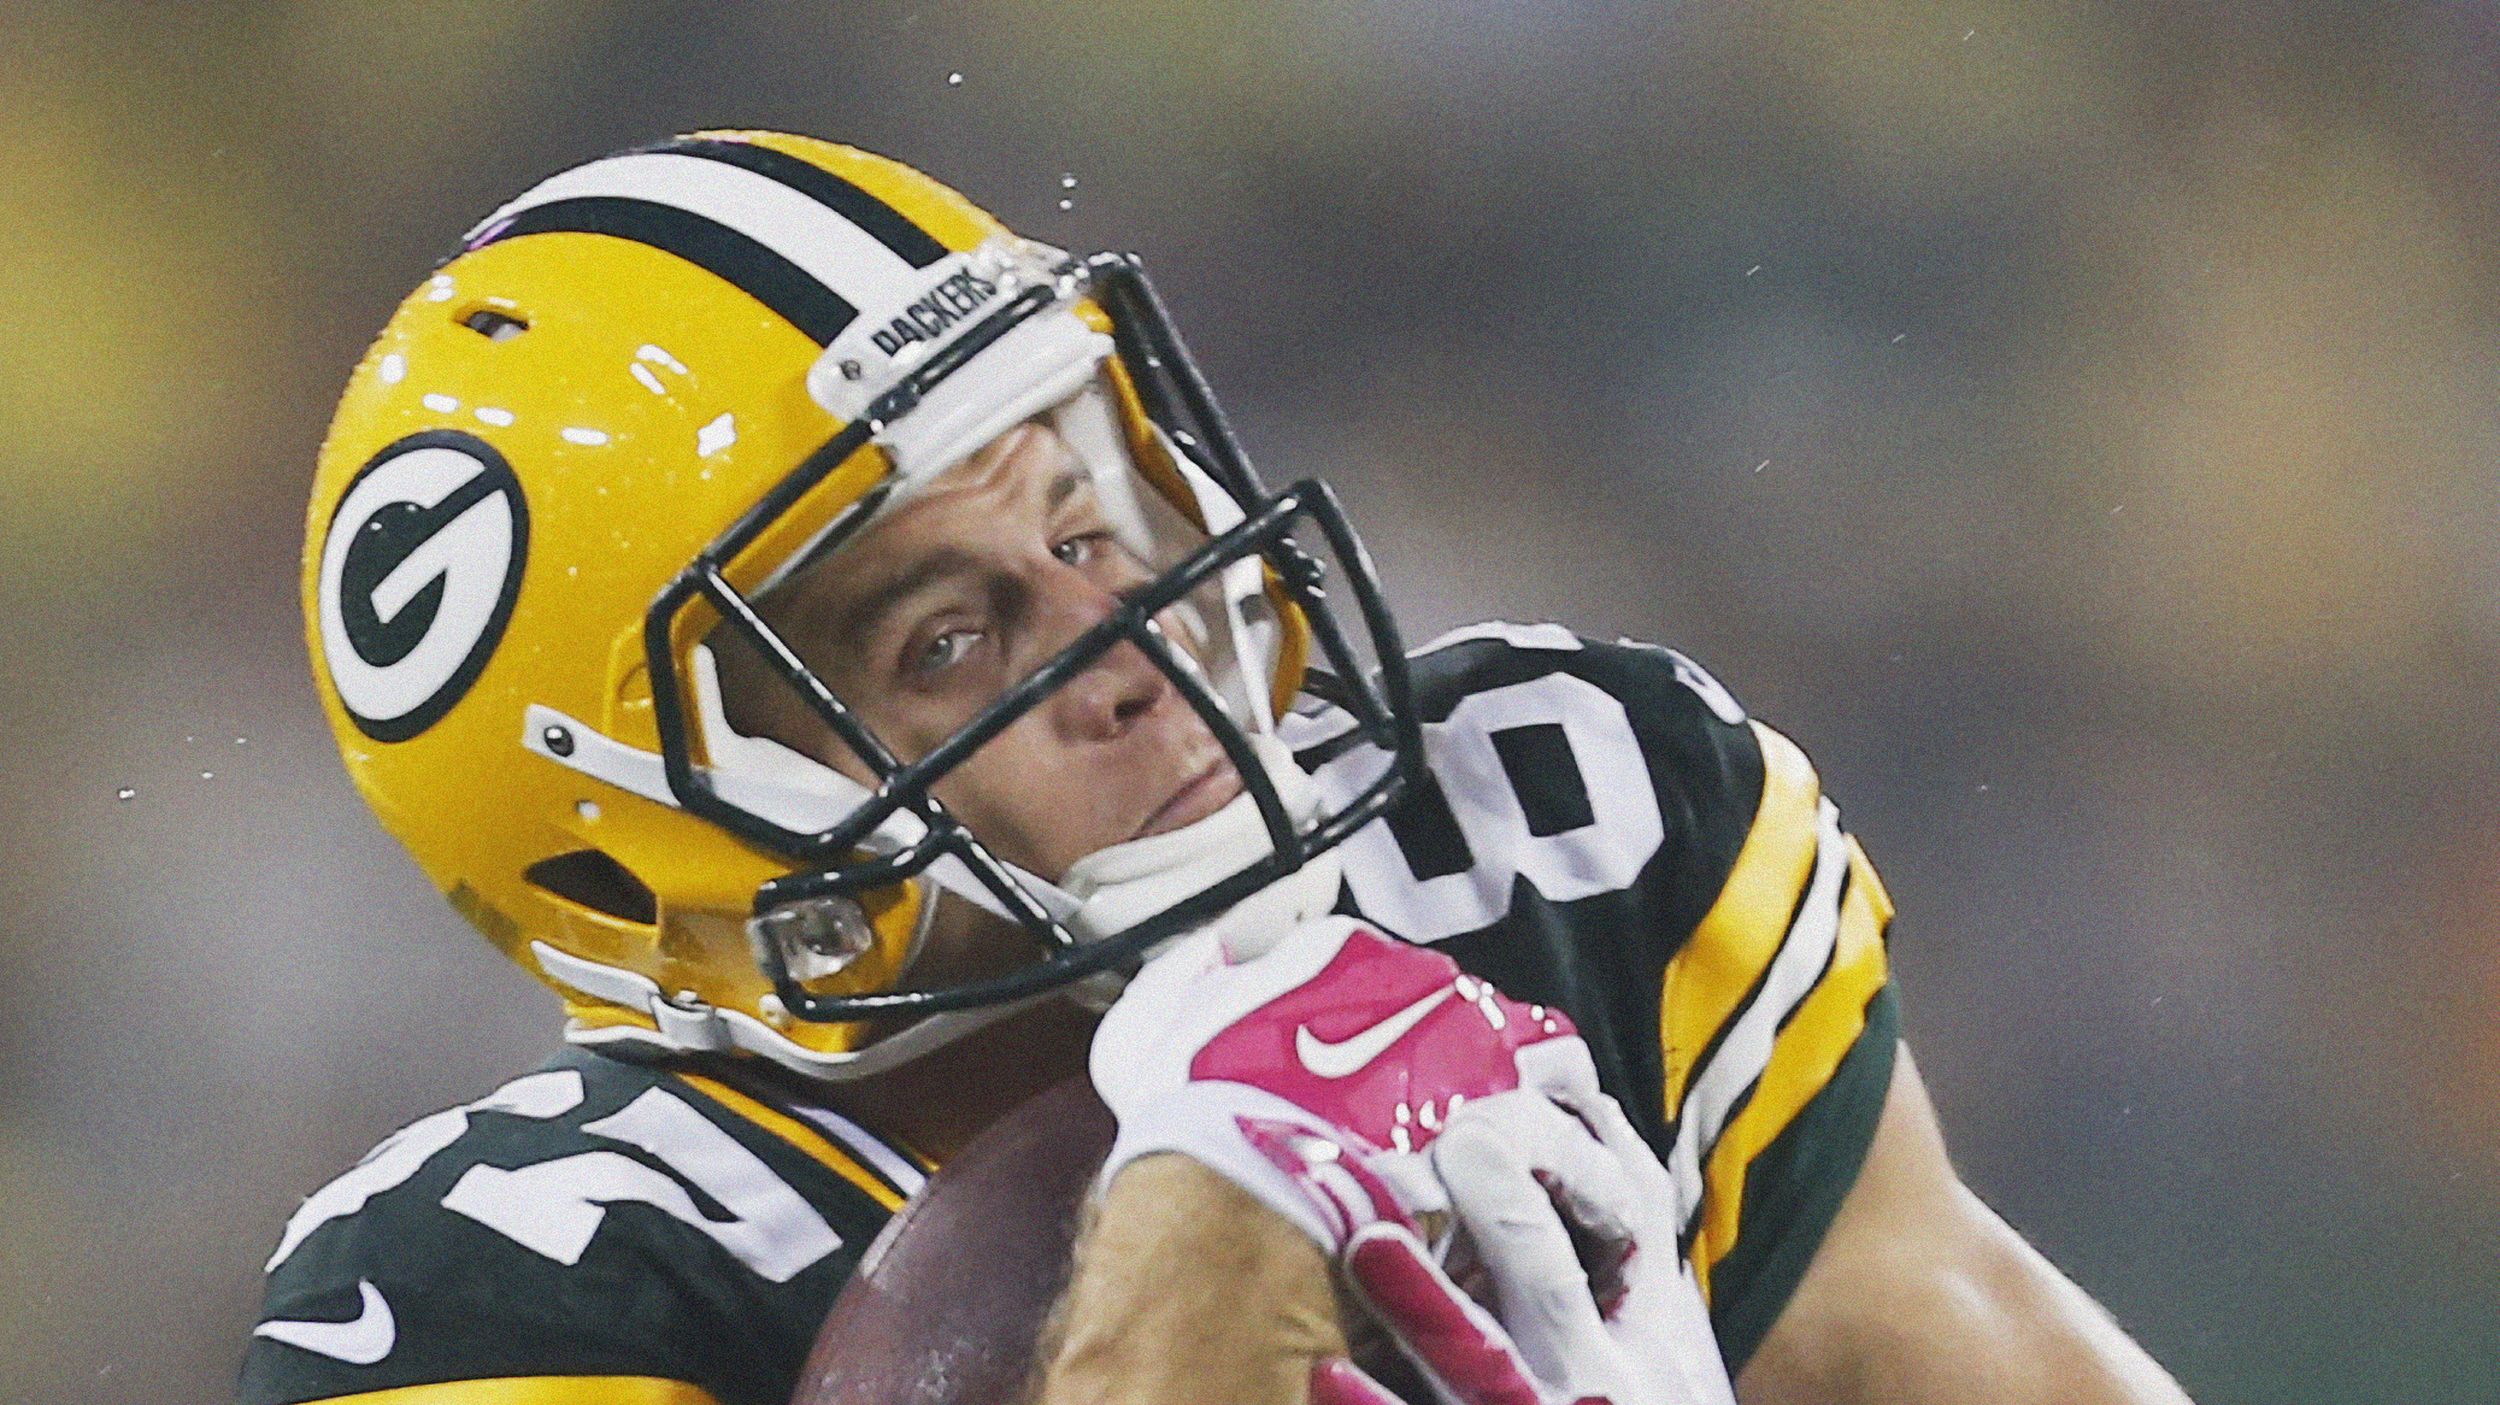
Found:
<box><xmin>462</xmin><ymin>149</ymin><xmax>933</xmax><ymax>345</ymax></box>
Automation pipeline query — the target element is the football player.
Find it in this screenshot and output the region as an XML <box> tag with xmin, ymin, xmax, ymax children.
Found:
<box><xmin>251</xmin><ymin>130</ymin><xmax>2192</xmax><ymax>1405</ymax></box>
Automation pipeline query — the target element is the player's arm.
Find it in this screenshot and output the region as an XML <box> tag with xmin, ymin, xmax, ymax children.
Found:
<box><xmin>1737</xmin><ymin>1045</ymin><xmax>2193</xmax><ymax>1405</ymax></box>
<box><xmin>1037</xmin><ymin>1154</ymin><xmax>1348</xmax><ymax>1405</ymax></box>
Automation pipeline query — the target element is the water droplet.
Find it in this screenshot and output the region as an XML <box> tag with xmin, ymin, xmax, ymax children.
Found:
<box><xmin>1057</xmin><ymin>198</ymin><xmax>1073</xmax><ymax>211</ymax></box>
<box><xmin>576</xmin><ymin>799</ymin><xmax>602</xmax><ymax>822</ymax></box>
<box><xmin>1060</xmin><ymin>173</ymin><xmax>1078</xmax><ymax>189</ymax></box>
<box><xmin>946</xmin><ymin>71</ymin><xmax>963</xmax><ymax>86</ymax></box>
<box><xmin>116</xmin><ymin>786</ymin><xmax>136</xmax><ymax>801</ymax></box>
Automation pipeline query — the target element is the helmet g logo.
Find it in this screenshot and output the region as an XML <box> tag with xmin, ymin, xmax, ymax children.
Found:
<box><xmin>317</xmin><ymin>431</ymin><xmax>530</xmax><ymax>741</ymax></box>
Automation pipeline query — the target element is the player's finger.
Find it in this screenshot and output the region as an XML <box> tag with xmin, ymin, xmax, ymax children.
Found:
<box><xmin>1432</xmin><ymin>1107</ymin><xmax>1618</xmax><ymax>1391</ymax></box>
<box><xmin>1341</xmin><ymin>1222</ymin><xmax>1553</xmax><ymax>1405</ymax></box>
<box><xmin>1510</xmin><ymin>1032</ymin><xmax>1604</xmax><ymax>1106</ymax></box>
<box><xmin>1512</xmin><ymin>1100</ymin><xmax>1645</xmax><ymax>1310</ymax></box>
<box><xmin>1552</xmin><ymin>1086</ymin><xmax>1677</xmax><ymax>1211</ymax></box>
<box><xmin>1439</xmin><ymin>1092</ymin><xmax>1640</xmax><ymax>1252</ymax></box>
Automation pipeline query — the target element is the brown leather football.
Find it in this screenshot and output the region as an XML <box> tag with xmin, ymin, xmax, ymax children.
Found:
<box><xmin>790</xmin><ymin>1076</ymin><xmax>1114</xmax><ymax>1405</ymax></box>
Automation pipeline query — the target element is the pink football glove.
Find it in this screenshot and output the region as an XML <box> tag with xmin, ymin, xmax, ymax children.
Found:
<box><xmin>1090</xmin><ymin>917</ymin><xmax>1730</xmax><ymax>1405</ymax></box>
<box><xmin>1339</xmin><ymin>1087</ymin><xmax>1736</xmax><ymax>1405</ymax></box>
<box><xmin>1089</xmin><ymin>915</ymin><xmax>1588</xmax><ymax>1254</ymax></box>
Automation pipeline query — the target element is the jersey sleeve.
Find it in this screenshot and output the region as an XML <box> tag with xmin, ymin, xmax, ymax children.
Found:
<box><xmin>239</xmin><ymin>1057</ymin><xmax>896</xmax><ymax>1405</ymax></box>
<box><xmin>1596</xmin><ymin>641</ymin><xmax>1901</xmax><ymax>1371</ymax></box>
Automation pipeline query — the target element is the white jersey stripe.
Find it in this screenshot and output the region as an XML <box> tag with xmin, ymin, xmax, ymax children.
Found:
<box><xmin>1669</xmin><ymin>797</ymin><xmax>1849</xmax><ymax>1228</ymax></box>
<box><xmin>465</xmin><ymin>151</ymin><xmax>927</xmax><ymax>318</ymax></box>
<box><xmin>790</xmin><ymin>1101</ymin><xmax>929</xmax><ymax>1197</ymax></box>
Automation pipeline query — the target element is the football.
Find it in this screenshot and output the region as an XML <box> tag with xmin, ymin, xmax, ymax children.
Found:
<box><xmin>790</xmin><ymin>1076</ymin><xmax>1115</xmax><ymax>1405</ymax></box>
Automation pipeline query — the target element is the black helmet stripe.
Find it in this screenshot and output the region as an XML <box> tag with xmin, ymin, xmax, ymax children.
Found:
<box><xmin>475</xmin><ymin>196</ymin><xmax>861</xmax><ymax>345</ymax></box>
<box><xmin>460</xmin><ymin>142</ymin><xmax>951</xmax><ymax>346</ymax></box>
<box><xmin>644</xmin><ymin>137</ymin><xmax>950</xmax><ymax>269</ymax></box>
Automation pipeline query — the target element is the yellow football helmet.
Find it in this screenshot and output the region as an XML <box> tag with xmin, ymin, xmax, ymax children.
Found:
<box><xmin>305</xmin><ymin>131</ymin><xmax>1420</xmax><ymax>1079</ymax></box>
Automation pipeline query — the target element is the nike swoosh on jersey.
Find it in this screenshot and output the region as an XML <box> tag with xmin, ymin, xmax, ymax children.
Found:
<box><xmin>253</xmin><ymin>1278</ymin><xmax>396</xmax><ymax>1365</ymax></box>
<box><xmin>1295</xmin><ymin>986</ymin><xmax>1457</xmax><ymax>1079</ymax></box>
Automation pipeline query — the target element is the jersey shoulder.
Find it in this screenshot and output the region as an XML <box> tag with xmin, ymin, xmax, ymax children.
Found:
<box><xmin>1392</xmin><ymin>620</ymin><xmax>1766</xmax><ymax>792</ymax></box>
<box><xmin>1301</xmin><ymin>622</ymin><xmax>1900</xmax><ymax>1369</ymax></box>
<box><xmin>242</xmin><ymin>1048</ymin><xmax>917</xmax><ymax>1405</ymax></box>
<box><xmin>1295</xmin><ymin>622</ymin><xmax>1783</xmax><ymax>935</ymax></box>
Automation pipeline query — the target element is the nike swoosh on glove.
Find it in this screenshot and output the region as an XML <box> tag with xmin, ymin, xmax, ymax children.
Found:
<box><xmin>1090</xmin><ymin>915</ymin><xmax>1588</xmax><ymax>1251</ymax></box>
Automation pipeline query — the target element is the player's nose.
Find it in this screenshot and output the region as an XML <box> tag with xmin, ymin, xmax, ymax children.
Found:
<box><xmin>1031</xmin><ymin>569</ymin><xmax>1170</xmax><ymax>744</ymax></box>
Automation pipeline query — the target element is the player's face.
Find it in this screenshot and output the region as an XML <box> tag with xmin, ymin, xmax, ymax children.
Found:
<box><xmin>752</xmin><ymin>419</ymin><xmax>1245</xmax><ymax>881</ymax></box>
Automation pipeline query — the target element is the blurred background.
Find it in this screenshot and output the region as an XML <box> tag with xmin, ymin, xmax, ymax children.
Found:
<box><xmin>3</xmin><ymin>1</ymin><xmax>2494</xmax><ymax>1400</ymax></box>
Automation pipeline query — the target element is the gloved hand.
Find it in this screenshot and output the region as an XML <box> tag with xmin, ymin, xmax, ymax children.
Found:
<box><xmin>1089</xmin><ymin>916</ymin><xmax>1733</xmax><ymax>1405</ymax></box>
<box><xmin>1088</xmin><ymin>915</ymin><xmax>1587</xmax><ymax>1254</ymax></box>
<box><xmin>1329</xmin><ymin>1087</ymin><xmax>1736</xmax><ymax>1405</ymax></box>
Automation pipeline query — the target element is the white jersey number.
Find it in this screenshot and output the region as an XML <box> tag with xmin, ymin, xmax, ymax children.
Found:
<box><xmin>1332</xmin><ymin>672</ymin><xmax>1664</xmax><ymax>943</ymax></box>
<box><xmin>266</xmin><ymin>1070</ymin><xmax>587</xmax><ymax>1272</ymax></box>
<box><xmin>441</xmin><ymin>1088</ymin><xmax>840</xmax><ymax>1282</ymax></box>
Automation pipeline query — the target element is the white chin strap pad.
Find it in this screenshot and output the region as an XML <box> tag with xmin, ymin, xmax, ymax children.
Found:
<box><xmin>1051</xmin><ymin>732</ymin><xmax>1343</xmax><ymax>962</ymax></box>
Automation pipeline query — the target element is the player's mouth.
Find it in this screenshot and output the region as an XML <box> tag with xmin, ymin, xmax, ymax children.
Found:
<box><xmin>1133</xmin><ymin>757</ymin><xmax>1243</xmax><ymax>840</ymax></box>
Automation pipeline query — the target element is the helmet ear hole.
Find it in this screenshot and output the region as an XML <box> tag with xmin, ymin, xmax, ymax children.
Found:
<box><xmin>459</xmin><ymin>306</ymin><xmax>530</xmax><ymax>341</ymax></box>
<box><xmin>524</xmin><ymin>849</ymin><xmax>658</xmax><ymax>925</ymax></box>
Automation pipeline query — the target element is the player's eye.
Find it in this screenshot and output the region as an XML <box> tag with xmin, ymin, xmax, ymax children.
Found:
<box><xmin>1051</xmin><ymin>531</ymin><xmax>1112</xmax><ymax>568</ymax></box>
<box><xmin>908</xmin><ymin>627</ymin><xmax>983</xmax><ymax>677</ymax></box>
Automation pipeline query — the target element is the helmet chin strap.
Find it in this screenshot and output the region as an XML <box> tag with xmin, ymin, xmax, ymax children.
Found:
<box><xmin>672</xmin><ymin>645</ymin><xmax>1335</xmax><ymax>961</ymax></box>
<box><xmin>535</xmin><ymin>937</ymin><xmax>1054</xmax><ymax>1083</ymax></box>
<box><xmin>529</xmin><ymin>663</ymin><xmax>1340</xmax><ymax>1078</ymax></box>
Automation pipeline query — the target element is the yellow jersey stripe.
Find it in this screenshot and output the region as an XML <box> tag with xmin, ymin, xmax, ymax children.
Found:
<box><xmin>1691</xmin><ymin>838</ymin><xmax>1893</xmax><ymax>1293</ymax></box>
<box><xmin>673</xmin><ymin>1072</ymin><xmax>907</xmax><ymax>1212</ymax></box>
<box><xmin>290</xmin><ymin>1376</ymin><xmax>717</xmax><ymax>1405</ymax></box>
<box><xmin>1661</xmin><ymin>721</ymin><xmax>1823</xmax><ymax>1115</ymax></box>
